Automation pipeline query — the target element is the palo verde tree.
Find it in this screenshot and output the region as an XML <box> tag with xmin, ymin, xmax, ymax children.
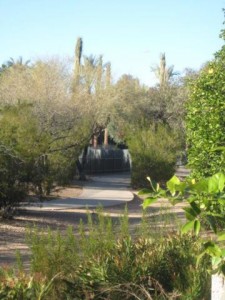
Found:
<box><xmin>0</xmin><ymin>57</ymin><xmax>91</xmax><ymax>216</ymax></box>
<box><xmin>109</xmin><ymin>52</ymin><xmax>186</xmax><ymax>186</ymax></box>
<box><xmin>108</xmin><ymin>73</ymin><xmax>182</xmax><ymax>186</ymax></box>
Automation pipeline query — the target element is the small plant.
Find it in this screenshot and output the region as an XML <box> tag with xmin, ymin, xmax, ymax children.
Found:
<box><xmin>140</xmin><ymin>172</ymin><xmax>225</xmax><ymax>275</ymax></box>
<box><xmin>26</xmin><ymin>225</ymin><xmax>79</xmax><ymax>278</ymax></box>
<box><xmin>0</xmin><ymin>266</ymin><xmax>57</xmax><ymax>300</ymax></box>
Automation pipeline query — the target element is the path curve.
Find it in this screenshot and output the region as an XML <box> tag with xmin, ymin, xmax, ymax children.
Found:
<box><xmin>24</xmin><ymin>172</ymin><xmax>134</xmax><ymax>211</ymax></box>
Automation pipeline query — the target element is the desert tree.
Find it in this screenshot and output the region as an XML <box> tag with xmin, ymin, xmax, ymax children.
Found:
<box><xmin>152</xmin><ymin>53</ymin><xmax>178</xmax><ymax>87</ymax></box>
<box><xmin>0</xmin><ymin>57</ymin><xmax>93</xmax><ymax>212</ymax></box>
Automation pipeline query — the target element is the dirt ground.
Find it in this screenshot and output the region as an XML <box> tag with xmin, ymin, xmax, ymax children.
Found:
<box><xmin>0</xmin><ymin>181</ymin><xmax>185</xmax><ymax>269</ymax></box>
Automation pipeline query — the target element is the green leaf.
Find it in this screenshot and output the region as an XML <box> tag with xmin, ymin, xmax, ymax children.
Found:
<box><xmin>142</xmin><ymin>197</ymin><xmax>158</xmax><ymax>209</ymax></box>
<box><xmin>196</xmin><ymin>251</ymin><xmax>206</xmax><ymax>267</ymax></box>
<box><xmin>157</xmin><ymin>189</ymin><xmax>167</xmax><ymax>197</ymax></box>
<box><xmin>208</xmin><ymin>175</ymin><xmax>217</xmax><ymax>193</ymax></box>
<box><xmin>138</xmin><ymin>188</ymin><xmax>152</xmax><ymax>195</ymax></box>
<box><xmin>194</xmin><ymin>219</ymin><xmax>201</xmax><ymax>235</ymax></box>
<box><xmin>217</xmin><ymin>232</ymin><xmax>225</xmax><ymax>241</ymax></box>
<box><xmin>175</xmin><ymin>182</ymin><xmax>186</xmax><ymax>193</ymax></box>
<box><xmin>156</xmin><ymin>183</ymin><xmax>160</xmax><ymax>192</ymax></box>
<box><xmin>203</xmin><ymin>241</ymin><xmax>222</xmax><ymax>257</ymax></box>
<box><xmin>184</xmin><ymin>207</ymin><xmax>198</xmax><ymax>220</ymax></box>
<box><xmin>217</xmin><ymin>173</ymin><xmax>225</xmax><ymax>192</ymax></box>
<box><xmin>181</xmin><ymin>220</ymin><xmax>195</xmax><ymax>234</ymax></box>
<box><xmin>205</xmin><ymin>215</ymin><xmax>217</xmax><ymax>234</ymax></box>
<box><xmin>168</xmin><ymin>175</ymin><xmax>180</xmax><ymax>185</ymax></box>
<box><xmin>208</xmin><ymin>173</ymin><xmax>225</xmax><ymax>193</ymax></box>
<box><xmin>190</xmin><ymin>201</ymin><xmax>201</xmax><ymax>215</ymax></box>
<box><xmin>220</xmin><ymin>264</ymin><xmax>225</xmax><ymax>276</ymax></box>
<box><xmin>212</xmin><ymin>256</ymin><xmax>222</xmax><ymax>267</ymax></box>
<box><xmin>211</xmin><ymin>146</ymin><xmax>225</xmax><ymax>152</ymax></box>
<box><xmin>167</xmin><ymin>175</ymin><xmax>180</xmax><ymax>196</ymax></box>
<box><xmin>191</xmin><ymin>178</ymin><xmax>208</xmax><ymax>193</ymax></box>
<box><xmin>218</xmin><ymin>198</ymin><xmax>225</xmax><ymax>206</ymax></box>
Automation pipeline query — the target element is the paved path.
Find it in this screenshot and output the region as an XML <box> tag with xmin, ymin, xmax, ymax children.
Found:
<box><xmin>23</xmin><ymin>172</ymin><xmax>134</xmax><ymax>211</ymax></box>
<box><xmin>22</xmin><ymin>166</ymin><xmax>190</xmax><ymax>212</ymax></box>
<box><xmin>176</xmin><ymin>165</ymin><xmax>190</xmax><ymax>179</ymax></box>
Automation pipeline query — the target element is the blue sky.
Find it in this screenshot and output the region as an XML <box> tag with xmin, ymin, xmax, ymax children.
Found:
<box><xmin>0</xmin><ymin>0</ymin><xmax>225</xmax><ymax>86</ymax></box>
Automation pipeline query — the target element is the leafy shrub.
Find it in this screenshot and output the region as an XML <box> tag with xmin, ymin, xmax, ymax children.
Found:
<box><xmin>141</xmin><ymin>171</ymin><xmax>225</xmax><ymax>278</ymax></box>
<box><xmin>126</xmin><ymin>124</ymin><xmax>180</xmax><ymax>187</ymax></box>
<box><xmin>0</xmin><ymin>106</ymin><xmax>32</xmax><ymax>217</ymax></box>
<box><xmin>0</xmin><ymin>103</ymin><xmax>86</xmax><ymax>216</ymax></box>
<box><xmin>186</xmin><ymin>43</ymin><xmax>225</xmax><ymax>178</ymax></box>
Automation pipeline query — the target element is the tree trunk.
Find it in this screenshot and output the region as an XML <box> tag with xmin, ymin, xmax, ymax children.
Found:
<box><xmin>104</xmin><ymin>128</ymin><xmax>108</xmax><ymax>147</ymax></box>
<box><xmin>77</xmin><ymin>146</ymin><xmax>88</xmax><ymax>180</ymax></box>
<box><xmin>93</xmin><ymin>135</ymin><xmax>98</xmax><ymax>148</ymax></box>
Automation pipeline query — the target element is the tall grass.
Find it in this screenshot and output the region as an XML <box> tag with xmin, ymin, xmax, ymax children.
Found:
<box><xmin>0</xmin><ymin>208</ymin><xmax>210</xmax><ymax>299</ymax></box>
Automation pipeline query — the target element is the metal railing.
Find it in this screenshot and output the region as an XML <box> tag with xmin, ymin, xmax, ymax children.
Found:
<box><xmin>83</xmin><ymin>147</ymin><xmax>131</xmax><ymax>174</ymax></box>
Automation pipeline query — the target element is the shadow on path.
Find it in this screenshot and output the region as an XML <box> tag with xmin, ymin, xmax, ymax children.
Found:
<box><xmin>23</xmin><ymin>172</ymin><xmax>134</xmax><ymax>211</ymax></box>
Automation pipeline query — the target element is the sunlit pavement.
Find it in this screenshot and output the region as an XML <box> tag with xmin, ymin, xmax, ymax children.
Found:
<box><xmin>23</xmin><ymin>172</ymin><xmax>134</xmax><ymax>211</ymax></box>
<box><xmin>22</xmin><ymin>166</ymin><xmax>190</xmax><ymax>212</ymax></box>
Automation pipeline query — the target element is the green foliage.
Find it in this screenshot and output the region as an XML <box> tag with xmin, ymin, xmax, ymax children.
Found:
<box><xmin>186</xmin><ymin>45</ymin><xmax>225</xmax><ymax>177</ymax></box>
<box><xmin>0</xmin><ymin>105</ymin><xmax>39</xmax><ymax>214</ymax></box>
<box><xmin>109</xmin><ymin>74</ymin><xmax>187</xmax><ymax>146</ymax></box>
<box><xmin>21</xmin><ymin>210</ymin><xmax>210</xmax><ymax>299</ymax></box>
<box><xmin>0</xmin><ymin>52</ymin><xmax>112</xmax><ymax>214</ymax></box>
<box><xmin>141</xmin><ymin>172</ymin><xmax>225</xmax><ymax>275</ymax></box>
<box><xmin>0</xmin><ymin>100</ymin><xmax>89</xmax><ymax>215</ymax></box>
<box><xmin>127</xmin><ymin>124</ymin><xmax>180</xmax><ymax>187</ymax></box>
<box><xmin>109</xmin><ymin>74</ymin><xmax>185</xmax><ymax>188</ymax></box>
<box><xmin>0</xmin><ymin>266</ymin><xmax>56</xmax><ymax>300</ymax></box>
<box><xmin>26</xmin><ymin>226</ymin><xmax>79</xmax><ymax>279</ymax></box>
<box><xmin>0</xmin><ymin>105</ymin><xmax>52</xmax><ymax>212</ymax></box>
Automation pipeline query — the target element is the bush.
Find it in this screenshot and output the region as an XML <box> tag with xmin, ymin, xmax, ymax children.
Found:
<box><xmin>23</xmin><ymin>210</ymin><xmax>210</xmax><ymax>299</ymax></box>
<box><xmin>126</xmin><ymin>124</ymin><xmax>180</xmax><ymax>187</ymax></box>
<box><xmin>186</xmin><ymin>43</ymin><xmax>225</xmax><ymax>177</ymax></box>
<box><xmin>0</xmin><ymin>103</ymin><xmax>87</xmax><ymax>216</ymax></box>
<box><xmin>0</xmin><ymin>104</ymin><xmax>53</xmax><ymax>215</ymax></box>
<box><xmin>0</xmin><ymin>106</ymin><xmax>32</xmax><ymax>217</ymax></box>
